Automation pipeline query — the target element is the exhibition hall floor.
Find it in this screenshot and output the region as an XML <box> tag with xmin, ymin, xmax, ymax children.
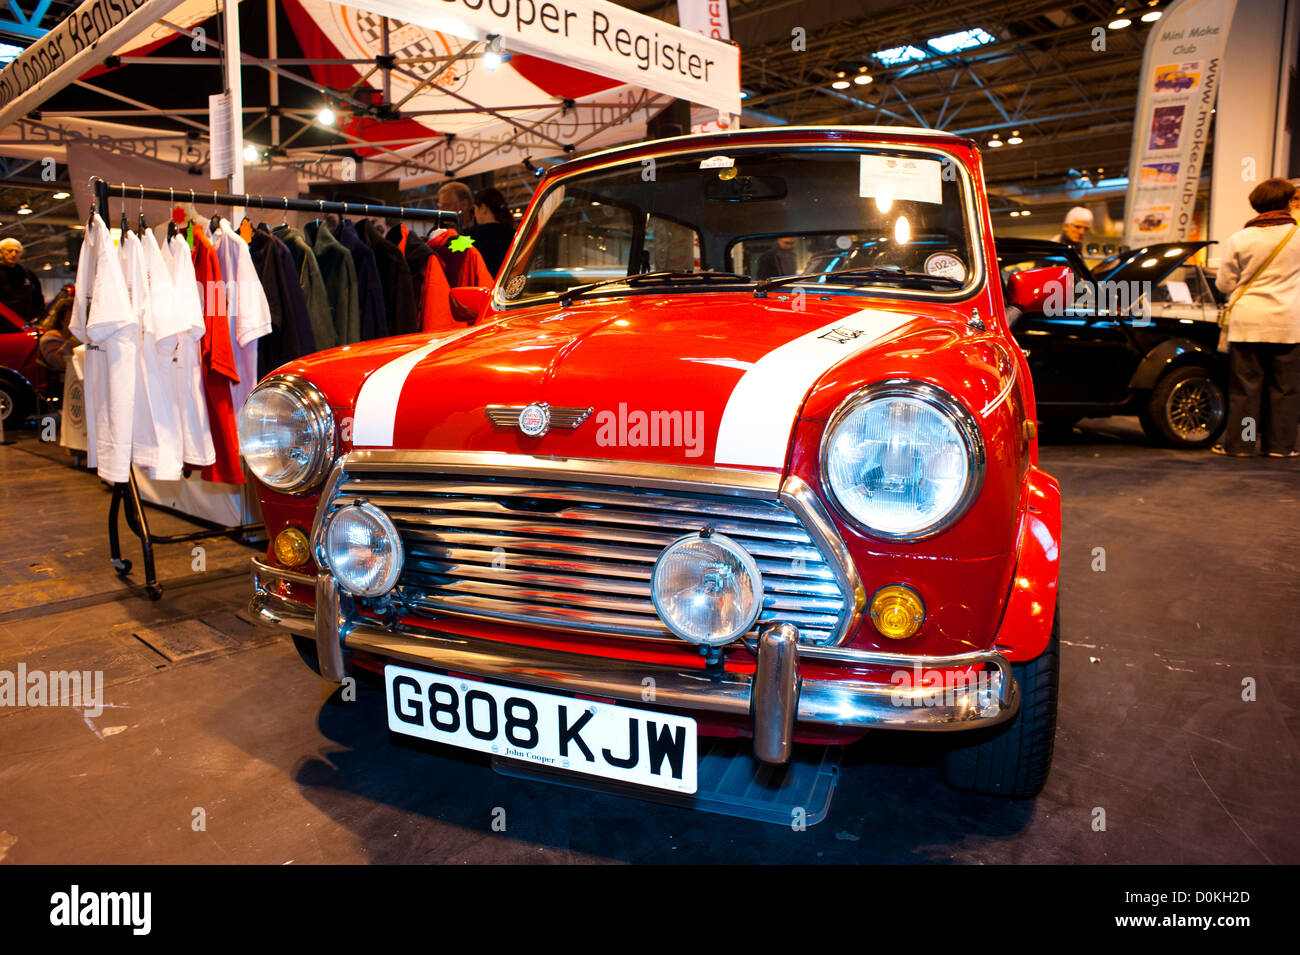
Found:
<box><xmin>1</xmin><ymin>422</ymin><xmax>1296</xmax><ymax>864</ymax></box>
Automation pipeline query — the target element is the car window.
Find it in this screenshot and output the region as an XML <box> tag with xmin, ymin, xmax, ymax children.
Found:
<box><xmin>1151</xmin><ymin>265</ymin><xmax>1218</xmax><ymax>305</ymax></box>
<box><xmin>500</xmin><ymin>147</ymin><xmax>981</xmax><ymax>304</ymax></box>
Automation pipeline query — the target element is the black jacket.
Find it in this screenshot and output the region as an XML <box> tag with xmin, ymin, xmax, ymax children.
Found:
<box><xmin>0</xmin><ymin>263</ymin><xmax>45</xmax><ymax>324</ymax></box>
<box><xmin>250</xmin><ymin>229</ymin><xmax>317</xmax><ymax>375</ymax></box>
<box><xmin>360</xmin><ymin>219</ymin><xmax>417</xmax><ymax>336</ymax></box>
<box><xmin>333</xmin><ymin>219</ymin><xmax>388</xmax><ymax>341</ymax></box>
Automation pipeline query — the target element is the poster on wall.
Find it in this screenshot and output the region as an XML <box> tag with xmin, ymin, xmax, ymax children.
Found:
<box><xmin>1122</xmin><ymin>0</ymin><xmax>1237</xmax><ymax>246</ymax></box>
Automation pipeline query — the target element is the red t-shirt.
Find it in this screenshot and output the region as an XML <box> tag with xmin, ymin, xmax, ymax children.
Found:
<box><xmin>192</xmin><ymin>224</ymin><xmax>243</xmax><ymax>484</ymax></box>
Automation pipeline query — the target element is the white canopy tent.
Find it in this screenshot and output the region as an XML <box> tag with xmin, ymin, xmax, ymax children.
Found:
<box><xmin>0</xmin><ymin>0</ymin><xmax>740</xmax><ymax>193</ymax></box>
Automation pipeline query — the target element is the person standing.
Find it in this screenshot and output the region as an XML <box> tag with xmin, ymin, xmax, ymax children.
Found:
<box><xmin>1051</xmin><ymin>207</ymin><xmax>1094</xmax><ymax>251</ymax></box>
<box><xmin>0</xmin><ymin>238</ymin><xmax>45</xmax><ymax>324</ymax></box>
<box><xmin>466</xmin><ymin>187</ymin><xmax>516</xmax><ymax>277</ymax></box>
<box><xmin>1213</xmin><ymin>177</ymin><xmax>1300</xmax><ymax>457</ymax></box>
<box><xmin>756</xmin><ymin>236</ymin><xmax>797</xmax><ymax>280</ymax></box>
<box><xmin>437</xmin><ymin>182</ymin><xmax>475</xmax><ymax>228</ymax></box>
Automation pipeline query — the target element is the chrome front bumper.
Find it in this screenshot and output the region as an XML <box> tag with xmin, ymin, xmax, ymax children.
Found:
<box><xmin>251</xmin><ymin>559</ymin><xmax>1020</xmax><ymax>765</ymax></box>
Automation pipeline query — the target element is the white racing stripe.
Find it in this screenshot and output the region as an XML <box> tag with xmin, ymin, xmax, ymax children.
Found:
<box><xmin>714</xmin><ymin>309</ymin><xmax>913</xmax><ymax>468</ymax></box>
<box><xmin>352</xmin><ymin>327</ymin><xmax>482</xmax><ymax>447</ymax></box>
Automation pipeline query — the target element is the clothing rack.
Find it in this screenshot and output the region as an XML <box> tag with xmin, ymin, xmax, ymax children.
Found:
<box><xmin>87</xmin><ymin>176</ymin><xmax>460</xmax><ymax>600</ymax></box>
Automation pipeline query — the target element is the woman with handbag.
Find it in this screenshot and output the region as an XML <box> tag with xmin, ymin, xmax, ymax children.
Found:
<box><xmin>1213</xmin><ymin>177</ymin><xmax>1300</xmax><ymax>457</ymax></box>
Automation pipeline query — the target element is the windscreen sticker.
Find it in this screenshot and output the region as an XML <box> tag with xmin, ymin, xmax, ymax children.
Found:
<box><xmin>924</xmin><ymin>252</ymin><xmax>967</xmax><ymax>282</ymax></box>
<box><xmin>699</xmin><ymin>155</ymin><xmax>735</xmax><ymax>169</ymax></box>
<box><xmin>859</xmin><ymin>155</ymin><xmax>943</xmax><ymax>205</ymax></box>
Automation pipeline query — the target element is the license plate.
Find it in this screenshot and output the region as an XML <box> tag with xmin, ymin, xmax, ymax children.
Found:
<box><xmin>385</xmin><ymin>665</ymin><xmax>698</xmax><ymax>794</ymax></box>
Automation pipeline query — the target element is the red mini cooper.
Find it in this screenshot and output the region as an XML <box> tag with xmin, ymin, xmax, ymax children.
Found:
<box><xmin>241</xmin><ymin>126</ymin><xmax>1063</xmax><ymax>804</ymax></box>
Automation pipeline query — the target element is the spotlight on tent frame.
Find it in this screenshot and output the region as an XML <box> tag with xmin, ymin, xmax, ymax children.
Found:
<box><xmin>243</xmin><ymin>144</ymin><xmax>261</xmax><ymax>164</ymax></box>
<box><xmin>317</xmin><ymin>106</ymin><xmax>336</xmax><ymax>126</ymax></box>
<box><xmin>484</xmin><ymin>34</ymin><xmax>510</xmax><ymax>71</ymax></box>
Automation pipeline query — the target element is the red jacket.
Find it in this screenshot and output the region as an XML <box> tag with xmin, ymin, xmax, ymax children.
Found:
<box><xmin>192</xmin><ymin>224</ymin><xmax>243</xmax><ymax>484</ymax></box>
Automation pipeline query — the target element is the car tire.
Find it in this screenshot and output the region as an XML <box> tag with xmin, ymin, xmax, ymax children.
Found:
<box><xmin>1140</xmin><ymin>365</ymin><xmax>1226</xmax><ymax>448</ymax></box>
<box><xmin>0</xmin><ymin>379</ymin><xmax>32</xmax><ymax>428</ymax></box>
<box><xmin>940</xmin><ymin>604</ymin><xmax>1059</xmax><ymax>798</ymax></box>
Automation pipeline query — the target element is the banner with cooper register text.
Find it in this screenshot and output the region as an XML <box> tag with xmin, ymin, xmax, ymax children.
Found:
<box><xmin>328</xmin><ymin>0</ymin><xmax>741</xmax><ymax>116</ymax></box>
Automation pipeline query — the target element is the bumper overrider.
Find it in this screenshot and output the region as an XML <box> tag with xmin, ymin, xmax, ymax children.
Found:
<box><xmin>250</xmin><ymin>559</ymin><xmax>1019</xmax><ymax>766</ymax></box>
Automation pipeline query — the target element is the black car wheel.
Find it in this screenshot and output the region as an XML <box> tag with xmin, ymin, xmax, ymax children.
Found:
<box><xmin>1140</xmin><ymin>365</ymin><xmax>1226</xmax><ymax>448</ymax></box>
<box><xmin>940</xmin><ymin>603</ymin><xmax>1059</xmax><ymax>798</ymax></box>
<box><xmin>0</xmin><ymin>380</ymin><xmax>30</xmax><ymax>428</ymax></box>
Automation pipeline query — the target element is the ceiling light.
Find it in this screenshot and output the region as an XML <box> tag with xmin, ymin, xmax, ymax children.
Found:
<box><xmin>854</xmin><ymin>73</ymin><xmax>873</xmax><ymax>85</ymax></box>
<box><xmin>1009</xmin><ymin>211</ymin><xmax>1021</xmax><ymax>217</ymax></box>
<box><xmin>484</xmin><ymin>34</ymin><xmax>509</xmax><ymax>70</ymax></box>
<box><xmin>1141</xmin><ymin>10</ymin><xmax>1162</xmax><ymax>20</ymax></box>
<box><xmin>831</xmin><ymin>72</ymin><xmax>850</xmax><ymax>90</ymax></box>
<box><xmin>1006</xmin><ymin>130</ymin><xmax>1023</xmax><ymax>144</ymax></box>
<box><xmin>317</xmin><ymin>107</ymin><xmax>336</xmax><ymax>126</ymax></box>
<box><xmin>17</xmin><ymin>204</ymin><xmax>31</xmax><ymax>215</ymax></box>
<box><xmin>243</xmin><ymin>144</ymin><xmax>261</xmax><ymax>163</ymax></box>
<box><xmin>52</xmin><ymin>191</ymin><xmax>70</xmax><ymax>199</ymax></box>
<box><xmin>1109</xmin><ymin>17</ymin><xmax>1132</xmax><ymax>28</ymax></box>
<box><xmin>987</xmin><ymin>137</ymin><xmax>1004</xmax><ymax>148</ymax></box>
<box><xmin>42</xmin><ymin>262</ymin><xmax>51</xmax><ymax>270</ymax></box>
<box><xmin>1021</xmin><ymin>210</ymin><xmax>1031</xmax><ymax>216</ymax></box>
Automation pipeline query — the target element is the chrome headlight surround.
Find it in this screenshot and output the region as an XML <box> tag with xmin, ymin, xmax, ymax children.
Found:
<box><xmin>651</xmin><ymin>532</ymin><xmax>765</xmax><ymax>647</ymax></box>
<box><xmin>237</xmin><ymin>375</ymin><xmax>336</xmax><ymax>494</ymax></box>
<box><xmin>315</xmin><ymin>499</ymin><xmax>404</xmax><ymax>597</ymax></box>
<box><xmin>819</xmin><ymin>379</ymin><xmax>986</xmax><ymax>542</ymax></box>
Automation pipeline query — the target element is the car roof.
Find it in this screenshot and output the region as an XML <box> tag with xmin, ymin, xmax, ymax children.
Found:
<box><xmin>547</xmin><ymin>125</ymin><xmax>976</xmax><ymax>176</ymax></box>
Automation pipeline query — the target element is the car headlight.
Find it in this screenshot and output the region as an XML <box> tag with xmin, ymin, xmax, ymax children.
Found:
<box><xmin>316</xmin><ymin>500</ymin><xmax>404</xmax><ymax>597</ymax></box>
<box><xmin>651</xmin><ymin>532</ymin><xmax>764</xmax><ymax>647</ymax></box>
<box><xmin>238</xmin><ymin>376</ymin><xmax>335</xmax><ymax>494</ymax></box>
<box><xmin>821</xmin><ymin>380</ymin><xmax>984</xmax><ymax>541</ymax></box>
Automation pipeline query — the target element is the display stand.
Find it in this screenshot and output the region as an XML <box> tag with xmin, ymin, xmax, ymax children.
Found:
<box><xmin>89</xmin><ymin>176</ymin><xmax>459</xmax><ymax>599</ymax></box>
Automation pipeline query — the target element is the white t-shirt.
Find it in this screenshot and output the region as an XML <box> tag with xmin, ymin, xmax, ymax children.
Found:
<box><xmin>213</xmin><ymin>219</ymin><xmax>272</xmax><ymax>417</ymax></box>
<box><xmin>167</xmin><ymin>233</ymin><xmax>217</xmax><ymax>467</ymax></box>
<box><xmin>70</xmin><ymin>214</ymin><xmax>137</xmax><ymax>484</ymax></box>
<box><xmin>130</xmin><ymin>230</ymin><xmax>187</xmax><ymax>480</ymax></box>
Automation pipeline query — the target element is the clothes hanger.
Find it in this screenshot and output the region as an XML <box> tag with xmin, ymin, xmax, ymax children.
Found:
<box><xmin>167</xmin><ymin>187</ymin><xmax>177</xmax><ymax>238</ymax></box>
<box><xmin>138</xmin><ymin>184</ymin><xmax>147</xmax><ymax>237</ymax></box>
<box><xmin>119</xmin><ymin>182</ymin><xmax>129</xmax><ymax>238</ymax></box>
<box><xmin>209</xmin><ymin>188</ymin><xmax>221</xmax><ymax>235</ymax></box>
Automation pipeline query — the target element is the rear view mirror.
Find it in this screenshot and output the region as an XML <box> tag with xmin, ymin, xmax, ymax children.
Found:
<box><xmin>1007</xmin><ymin>266</ymin><xmax>1073</xmax><ymax>314</ymax></box>
<box><xmin>450</xmin><ymin>286</ymin><xmax>491</xmax><ymax>324</ymax></box>
<box><xmin>703</xmin><ymin>175</ymin><xmax>787</xmax><ymax>201</ymax></box>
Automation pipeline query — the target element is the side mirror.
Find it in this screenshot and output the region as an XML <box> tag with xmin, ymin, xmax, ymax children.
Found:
<box><xmin>1007</xmin><ymin>266</ymin><xmax>1073</xmax><ymax>314</ymax></box>
<box><xmin>449</xmin><ymin>286</ymin><xmax>491</xmax><ymax>324</ymax></box>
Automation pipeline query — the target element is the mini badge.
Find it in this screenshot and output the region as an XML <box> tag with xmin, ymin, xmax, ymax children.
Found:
<box><xmin>516</xmin><ymin>402</ymin><xmax>551</xmax><ymax>437</ymax></box>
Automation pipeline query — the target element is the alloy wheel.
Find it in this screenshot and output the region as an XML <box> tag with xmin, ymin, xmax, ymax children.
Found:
<box><xmin>1165</xmin><ymin>376</ymin><xmax>1225</xmax><ymax>442</ymax></box>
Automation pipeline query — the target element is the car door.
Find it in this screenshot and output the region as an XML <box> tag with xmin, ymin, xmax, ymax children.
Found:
<box><xmin>1014</xmin><ymin>298</ymin><xmax>1138</xmax><ymax>408</ymax></box>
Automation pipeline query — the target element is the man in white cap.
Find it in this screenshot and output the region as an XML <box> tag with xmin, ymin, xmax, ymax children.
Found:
<box><xmin>1053</xmin><ymin>207</ymin><xmax>1094</xmax><ymax>251</ymax></box>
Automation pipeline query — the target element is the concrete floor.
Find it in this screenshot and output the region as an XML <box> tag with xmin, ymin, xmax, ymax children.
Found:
<box><xmin>0</xmin><ymin>419</ymin><xmax>1296</xmax><ymax>864</ymax></box>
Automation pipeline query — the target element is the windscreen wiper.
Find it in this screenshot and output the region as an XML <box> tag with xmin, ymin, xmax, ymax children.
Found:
<box><xmin>755</xmin><ymin>266</ymin><xmax>964</xmax><ymax>296</ymax></box>
<box><xmin>560</xmin><ymin>269</ymin><xmax>753</xmax><ymax>305</ymax></box>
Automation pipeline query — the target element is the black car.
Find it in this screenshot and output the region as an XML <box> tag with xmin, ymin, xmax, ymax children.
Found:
<box><xmin>996</xmin><ymin>237</ymin><xmax>1226</xmax><ymax>448</ymax></box>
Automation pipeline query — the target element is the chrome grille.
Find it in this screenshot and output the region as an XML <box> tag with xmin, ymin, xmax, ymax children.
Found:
<box><xmin>329</xmin><ymin>470</ymin><xmax>849</xmax><ymax>645</ymax></box>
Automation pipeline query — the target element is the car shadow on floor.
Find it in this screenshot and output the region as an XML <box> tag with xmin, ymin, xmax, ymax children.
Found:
<box><xmin>287</xmin><ymin>678</ymin><xmax>1041</xmax><ymax>864</ymax></box>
